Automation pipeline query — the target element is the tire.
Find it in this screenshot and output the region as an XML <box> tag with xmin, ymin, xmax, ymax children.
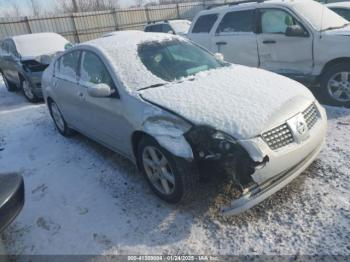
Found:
<box><xmin>21</xmin><ymin>78</ymin><xmax>41</xmax><ymax>103</ymax></box>
<box><xmin>2</xmin><ymin>74</ymin><xmax>17</xmax><ymax>92</ymax></box>
<box><xmin>320</xmin><ymin>63</ymin><xmax>350</xmax><ymax>107</ymax></box>
<box><xmin>137</xmin><ymin>136</ymin><xmax>198</xmax><ymax>203</ymax></box>
<box><xmin>48</xmin><ymin>100</ymin><xmax>75</xmax><ymax>137</ymax></box>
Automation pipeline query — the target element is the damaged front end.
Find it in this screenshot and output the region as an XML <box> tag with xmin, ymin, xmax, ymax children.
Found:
<box><xmin>184</xmin><ymin>126</ymin><xmax>269</xmax><ymax>208</ymax></box>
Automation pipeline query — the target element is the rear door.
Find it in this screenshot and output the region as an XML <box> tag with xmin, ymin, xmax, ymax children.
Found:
<box><xmin>188</xmin><ymin>13</ymin><xmax>219</xmax><ymax>50</ymax></box>
<box><xmin>210</xmin><ymin>9</ymin><xmax>259</xmax><ymax>67</ymax></box>
<box><xmin>52</xmin><ymin>50</ymin><xmax>82</xmax><ymax>128</ymax></box>
<box><xmin>256</xmin><ymin>8</ymin><xmax>313</xmax><ymax>75</ymax></box>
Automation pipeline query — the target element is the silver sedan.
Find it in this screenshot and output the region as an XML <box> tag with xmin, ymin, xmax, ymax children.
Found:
<box><xmin>42</xmin><ymin>31</ymin><xmax>327</xmax><ymax>215</ymax></box>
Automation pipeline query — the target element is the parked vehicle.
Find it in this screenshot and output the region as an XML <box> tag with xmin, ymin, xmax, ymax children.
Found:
<box><xmin>0</xmin><ymin>33</ymin><xmax>69</xmax><ymax>102</ymax></box>
<box><xmin>42</xmin><ymin>31</ymin><xmax>327</xmax><ymax>215</ymax></box>
<box><xmin>0</xmin><ymin>173</ymin><xmax>25</xmax><ymax>233</ymax></box>
<box><xmin>144</xmin><ymin>20</ymin><xmax>191</xmax><ymax>36</ymax></box>
<box><xmin>326</xmin><ymin>2</ymin><xmax>350</xmax><ymax>21</ymax></box>
<box><xmin>187</xmin><ymin>0</ymin><xmax>350</xmax><ymax>106</ymax></box>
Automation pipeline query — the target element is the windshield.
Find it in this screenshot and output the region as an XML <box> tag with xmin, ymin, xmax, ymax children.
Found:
<box><xmin>293</xmin><ymin>0</ymin><xmax>348</xmax><ymax>31</ymax></box>
<box><xmin>169</xmin><ymin>20</ymin><xmax>191</xmax><ymax>34</ymax></box>
<box><xmin>138</xmin><ymin>40</ymin><xmax>225</xmax><ymax>83</ymax></box>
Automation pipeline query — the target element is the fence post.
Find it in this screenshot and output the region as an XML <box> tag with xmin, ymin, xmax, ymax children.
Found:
<box><xmin>176</xmin><ymin>4</ymin><xmax>180</xmax><ymax>19</ymax></box>
<box><xmin>71</xmin><ymin>13</ymin><xmax>80</xmax><ymax>43</ymax></box>
<box><xmin>25</xmin><ymin>16</ymin><xmax>32</xmax><ymax>34</ymax></box>
<box><xmin>145</xmin><ymin>7</ymin><xmax>150</xmax><ymax>23</ymax></box>
<box><xmin>112</xmin><ymin>9</ymin><xmax>119</xmax><ymax>31</ymax></box>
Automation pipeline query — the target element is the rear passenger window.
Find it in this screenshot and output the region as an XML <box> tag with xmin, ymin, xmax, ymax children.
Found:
<box><xmin>145</xmin><ymin>24</ymin><xmax>163</xmax><ymax>32</ymax></box>
<box><xmin>192</xmin><ymin>14</ymin><xmax>218</xmax><ymax>33</ymax></box>
<box><xmin>217</xmin><ymin>10</ymin><xmax>255</xmax><ymax>34</ymax></box>
<box><xmin>57</xmin><ymin>51</ymin><xmax>80</xmax><ymax>80</ymax></box>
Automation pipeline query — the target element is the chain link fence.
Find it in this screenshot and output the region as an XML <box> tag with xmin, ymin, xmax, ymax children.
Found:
<box><xmin>0</xmin><ymin>0</ymin><xmax>232</xmax><ymax>43</ymax></box>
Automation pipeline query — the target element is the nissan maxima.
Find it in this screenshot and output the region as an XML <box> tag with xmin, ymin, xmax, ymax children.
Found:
<box><xmin>42</xmin><ymin>31</ymin><xmax>327</xmax><ymax>215</ymax></box>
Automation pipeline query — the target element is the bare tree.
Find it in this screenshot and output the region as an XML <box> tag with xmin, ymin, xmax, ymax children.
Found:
<box><xmin>28</xmin><ymin>0</ymin><xmax>40</xmax><ymax>16</ymax></box>
<box><xmin>55</xmin><ymin>0</ymin><xmax>120</xmax><ymax>13</ymax></box>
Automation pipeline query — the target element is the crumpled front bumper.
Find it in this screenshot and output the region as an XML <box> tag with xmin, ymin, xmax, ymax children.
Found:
<box><xmin>221</xmin><ymin>141</ymin><xmax>323</xmax><ymax>215</ymax></box>
<box><xmin>222</xmin><ymin>103</ymin><xmax>327</xmax><ymax>215</ymax></box>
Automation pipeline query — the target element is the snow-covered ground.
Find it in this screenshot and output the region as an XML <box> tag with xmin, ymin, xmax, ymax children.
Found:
<box><xmin>0</xmin><ymin>77</ymin><xmax>349</xmax><ymax>255</ymax></box>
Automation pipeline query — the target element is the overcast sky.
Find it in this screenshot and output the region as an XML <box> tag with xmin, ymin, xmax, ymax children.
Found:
<box><xmin>0</xmin><ymin>0</ymin><xmax>145</xmax><ymax>16</ymax></box>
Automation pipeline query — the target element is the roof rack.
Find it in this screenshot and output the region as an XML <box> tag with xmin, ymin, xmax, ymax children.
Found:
<box><xmin>229</xmin><ymin>0</ymin><xmax>264</xmax><ymax>6</ymax></box>
<box><xmin>206</xmin><ymin>0</ymin><xmax>264</xmax><ymax>10</ymax></box>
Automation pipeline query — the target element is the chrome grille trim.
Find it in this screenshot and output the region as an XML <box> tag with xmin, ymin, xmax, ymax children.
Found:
<box><xmin>262</xmin><ymin>123</ymin><xmax>294</xmax><ymax>150</ymax></box>
<box><xmin>302</xmin><ymin>103</ymin><xmax>319</xmax><ymax>130</ymax></box>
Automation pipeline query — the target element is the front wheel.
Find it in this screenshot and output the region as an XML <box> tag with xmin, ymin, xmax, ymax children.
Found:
<box><xmin>137</xmin><ymin>136</ymin><xmax>198</xmax><ymax>203</ymax></box>
<box><xmin>320</xmin><ymin>63</ymin><xmax>350</xmax><ymax>107</ymax></box>
<box><xmin>2</xmin><ymin>75</ymin><xmax>17</xmax><ymax>92</ymax></box>
<box><xmin>21</xmin><ymin>78</ymin><xmax>41</xmax><ymax>103</ymax></box>
<box><xmin>49</xmin><ymin>100</ymin><xmax>75</xmax><ymax>137</ymax></box>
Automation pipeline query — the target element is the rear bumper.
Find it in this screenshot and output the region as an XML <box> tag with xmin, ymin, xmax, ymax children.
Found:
<box><xmin>222</xmin><ymin>141</ymin><xmax>323</xmax><ymax>215</ymax></box>
<box><xmin>0</xmin><ymin>173</ymin><xmax>25</xmax><ymax>233</ymax></box>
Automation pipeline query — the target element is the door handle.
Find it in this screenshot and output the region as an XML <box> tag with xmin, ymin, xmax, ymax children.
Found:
<box><xmin>263</xmin><ymin>40</ymin><xmax>276</xmax><ymax>44</ymax></box>
<box><xmin>216</xmin><ymin>41</ymin><xmax>227</xmax><ymax>46</ymax></box>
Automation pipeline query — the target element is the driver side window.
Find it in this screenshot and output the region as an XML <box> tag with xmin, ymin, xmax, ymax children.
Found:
<box><xmin>80</xmin><ymin>51</ymin><xmax>115</xmax><ymax>88</ymax></box>
<box><xmin>260</xmin><ymin>9</ymin><xmax>303</xmax><ymax>34</ymax></box>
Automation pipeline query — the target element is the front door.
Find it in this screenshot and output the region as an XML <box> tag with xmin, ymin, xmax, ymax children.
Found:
<box><xmin>77</xmin><ymin>50</ymin><xmax>131</xmax><ymax>154</ymax></box>
<box><xmin>210</xmin><ymin>9</ymin><xmax>259</xmax><ymax>67</ymax></box>
<box><xmin>256</xmin><ymin>8</ymin><xmax>314</xmax><ymax>76</ymax></box>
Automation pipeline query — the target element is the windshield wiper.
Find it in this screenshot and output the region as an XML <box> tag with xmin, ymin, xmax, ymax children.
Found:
<box><xmin>137</xmin><ymin>83</ymin><xmax>166</xmax><ymax>91</ymax></box>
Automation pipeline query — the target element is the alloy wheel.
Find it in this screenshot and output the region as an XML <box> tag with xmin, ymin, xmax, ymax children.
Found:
<box><xmin>142</xmin><ymin>146</ymin><xmax>176</xmax><ymax>195</ymax></box>
<box><xmin>327</xmin><ymin>71</ymin><xmax>350</xmax><ymax>102</ymax></box>
<box><xmin>22</xmin><ymin>80</ymin><xmax>34</xmax><ymax>100</ymax></box>
<box><xmin>51</xmin><ymin>102</ymin><xmax>65</xmax><ymax>132</ymax></box>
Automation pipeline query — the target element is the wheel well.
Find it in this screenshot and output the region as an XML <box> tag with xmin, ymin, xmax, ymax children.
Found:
<box><xmin>131</xmin><ymin>131</ymin><xmax>150</xmax><ymax>169</ymax></box>
<box><xmin>321</xmin><ymin>58</ymin><xmax>350</xmax><ymax>75</ymax></box>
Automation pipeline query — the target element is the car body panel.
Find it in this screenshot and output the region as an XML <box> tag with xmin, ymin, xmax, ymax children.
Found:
<box><xmin>0</xmin><ymin>173</ymin><xmax>25</xmax><ymax>233</ymax></box>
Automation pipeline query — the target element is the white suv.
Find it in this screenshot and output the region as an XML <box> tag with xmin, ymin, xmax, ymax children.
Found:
<box><xmin>187</xmin><ymin>0</ymin><xmax>350</xmax><ymax>106</ymax></box>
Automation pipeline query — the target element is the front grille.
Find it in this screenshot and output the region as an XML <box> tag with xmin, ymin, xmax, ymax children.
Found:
<box><xmin>302</xmin><ymin>103</ymin><xmax>319</xmax><ymax>130</ymax></box>
<box><xmin>262</xmin><ymin>123</ymin><xmax>294</xmax><ymax>150</ymax></box>
<box><xmin>262</xmin><ymin>103</ymin><xmax>320</xmax><ymax>151</ymax></box>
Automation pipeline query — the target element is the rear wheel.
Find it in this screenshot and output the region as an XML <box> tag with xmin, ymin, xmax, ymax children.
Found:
<box><xmin>137</xmin><ymin>136</ymin><xmax>198</xmax><ymax>203</ymax></box>
<box><xmin>49</xmin><ymin>100</ymin><xmax>75</xmax><ymax>137</ymax></box>
<box><xmin>21</xmin><ymin>78</ymin><xmax>41</xmax><ymax>103</ymax></box>
<box><xmin>320</xmin><ymin>63</ymin><xmax>350</xmax><ymax>107</ymax></box>
<box><xmin>2</xmin><ymin>74</ymin><xmax>17</xmax><ymax>92</ymax></box>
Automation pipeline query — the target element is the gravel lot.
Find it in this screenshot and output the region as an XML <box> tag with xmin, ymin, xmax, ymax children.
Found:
<box><xmin>0</xmin><ymin>78</ymin><xmax>349</xmax><ymax>255</ymax></box>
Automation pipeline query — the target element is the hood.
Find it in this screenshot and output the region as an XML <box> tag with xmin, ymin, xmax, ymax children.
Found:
<box><xmin>140</xmin><ymin>65</ymin><xmax>315</xmax><ymax>140</ymax></box>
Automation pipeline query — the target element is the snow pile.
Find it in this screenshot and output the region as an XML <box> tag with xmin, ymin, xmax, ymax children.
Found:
<box><xmin>83</xmin><ymin>31</ymin><xmax>178</xmax><ymax>92</ymax></box>
<box><xmin>0</xmin><ymin>78</ymin><xmax>349</xmax><ymax>255</ymax></box>
<box><xmin>12</xmin><ymin>33</ymin><xmax>69</xmax><ymax>58</ymax></box>
<box><xmin>141</xmin><ymin>65</ymin><xmax>315</xmax><ymax>139</ymax></box>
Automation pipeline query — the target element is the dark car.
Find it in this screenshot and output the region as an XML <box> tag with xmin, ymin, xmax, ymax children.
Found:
<box><xmin>0</xmin><ymin>173</ymin><xmax>24</xmax><ymax>233</ymax></box>
<box><xmin>0</xmin><ymin>33</ymin><xmax>69</xmax><ymax>103</ymax></box>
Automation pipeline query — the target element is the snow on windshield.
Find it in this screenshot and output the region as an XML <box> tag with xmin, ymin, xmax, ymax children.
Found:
<box><xmin>292</xmin><ymin>0</ymin><xmax>348</xmax><ymax>31</ymax></box>
<box><xmin>13</xmin><ymin>33</ymin><xmax>69</xmax><ymax>58</ymax></box>
<box><xmin>169</xmin><ymin>20</ymin><xmax>191</xmax><ymax>34</ymax></box>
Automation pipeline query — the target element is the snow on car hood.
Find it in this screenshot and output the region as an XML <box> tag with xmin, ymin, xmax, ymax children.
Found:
<box><xmin>141</xmin><ymin>65</ymin><xmax>315</xmax><ymax>140</ymax></box>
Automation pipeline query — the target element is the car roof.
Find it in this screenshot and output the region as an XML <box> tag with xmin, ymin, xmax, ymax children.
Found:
<box><xmin>197</xmin><ymin>0</ymin><xmax>312</xmax><ymax>15</ymax></box>
<box><xmin>326</xmin><ymin>2</ymin><xmax>350</xmax><ymax>9</ymax></box>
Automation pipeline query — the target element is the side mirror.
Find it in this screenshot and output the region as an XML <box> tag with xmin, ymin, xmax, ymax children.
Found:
<box><xmin>87</xmin><ymin>83</ymin><xmax>113</xmax><ymax>98</ymax></box>
<box><xmin>214</xmin><ymin>52</ymin><xmax>224</xmax><ymax>62</ymax></box>
<box><xmin>285</xmin><ymin>25</ymin><xmax>306</xmax><ymax>37</ymax></box>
